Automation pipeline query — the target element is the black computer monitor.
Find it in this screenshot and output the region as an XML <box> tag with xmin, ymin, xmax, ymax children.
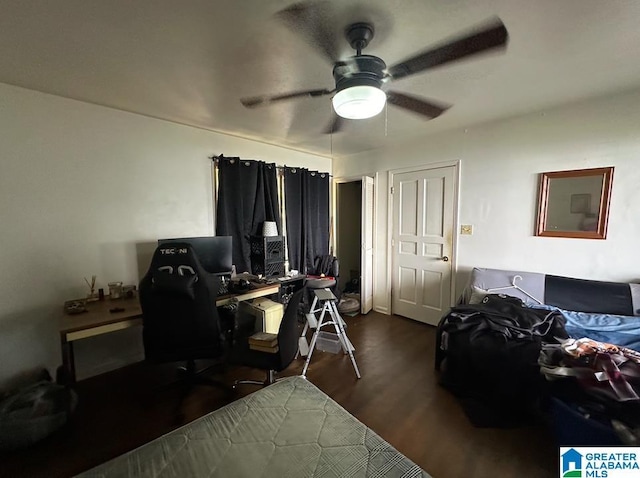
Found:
<box><xmin>157</xmin><ymin>236</ymin><xmax>233</xmax><ymax>275</ymax></box>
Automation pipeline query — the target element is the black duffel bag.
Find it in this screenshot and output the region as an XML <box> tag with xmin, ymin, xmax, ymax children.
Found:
<box><xmin>436</xmin><ymin>294</ymin><xmax>567</xmax><ymax>427</ymax></box>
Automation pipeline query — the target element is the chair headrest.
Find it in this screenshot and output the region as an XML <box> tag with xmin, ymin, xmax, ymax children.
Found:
<box><xmin>148</xmin><ymin>243</ymin><xmax>204</xmax><ymax>298</ymax></box>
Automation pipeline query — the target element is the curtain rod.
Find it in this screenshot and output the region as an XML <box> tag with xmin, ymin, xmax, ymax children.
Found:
<box><xmin>209</xmin><ymin>154</ymin><xmax>332</xmax><ymax>176</ymax></box>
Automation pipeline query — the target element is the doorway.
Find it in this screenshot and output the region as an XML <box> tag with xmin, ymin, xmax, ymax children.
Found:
<box><xmin>334</xmin><ymin>176</ymin><xmax>374</xmax><ymax>314</ymax></box>
<box><xmin>389</xmin><ymin>163</ymin><xmax>458</xmax><ymax>326</ymax></box>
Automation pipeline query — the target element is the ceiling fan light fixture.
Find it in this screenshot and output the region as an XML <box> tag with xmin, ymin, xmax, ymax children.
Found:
<box><xmin>332</xmin><ymin>85</ymin><xmax>386</xmax><ymax>119</ymax></box>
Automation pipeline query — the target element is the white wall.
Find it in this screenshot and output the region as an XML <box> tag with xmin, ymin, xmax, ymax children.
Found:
<box><xmin>333</xmin><ymin>88</ymin><xmax>640</xmax><ymax>313</ymax></box>
<box><xmin>0</xmin><ymin>83</ymin><xmax>330</xmax><ymax>385</ymax></box>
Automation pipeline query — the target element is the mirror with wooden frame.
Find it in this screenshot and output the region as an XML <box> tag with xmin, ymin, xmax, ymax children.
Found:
<box><xmin>536</xmin><ymin>166</ymin><xmax>614</xmax><ymax>239</ymax></box>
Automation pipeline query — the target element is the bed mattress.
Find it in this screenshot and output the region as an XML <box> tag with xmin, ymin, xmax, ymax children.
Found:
<box><xmin>77</xmin><ymin>376</ymin><xmax>430</xmax><ymax>477</ymax></box>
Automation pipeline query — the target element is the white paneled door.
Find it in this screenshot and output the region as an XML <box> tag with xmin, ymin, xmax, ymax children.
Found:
<box><xmin>391</xmin><ymin>166</ymin><xmax>455</xmax><ymax>325</ymax></box>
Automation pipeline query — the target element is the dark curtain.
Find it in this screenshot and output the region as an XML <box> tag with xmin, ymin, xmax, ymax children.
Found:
<box><xmin>215</xmin><ymin>157</ymin><xmax>280</xmax><ymax>274</ymax></box>
<box><xmin>284</xmin><ymin>167</ymin><xmax>330</xmax><ymax>274</ymax></box>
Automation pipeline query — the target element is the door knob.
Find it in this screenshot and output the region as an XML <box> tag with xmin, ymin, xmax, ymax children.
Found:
<box><xmin>442</xmin><ymin>256</ymin><xmax>449</xmax><ymax>262</ymax></box>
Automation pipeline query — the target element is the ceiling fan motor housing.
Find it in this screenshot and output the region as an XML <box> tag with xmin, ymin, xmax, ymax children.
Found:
<box><xmin>332</xmin><ymin>55</ymin><xmax>387</xmax><ymax>92</ymax></box>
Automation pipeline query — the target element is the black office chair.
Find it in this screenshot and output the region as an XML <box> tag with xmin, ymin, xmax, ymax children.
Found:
<box><xmin>305</xmin><ymin>254</ymin><xmax>340</xmax><ymax>312</ymax></box>
<box><xmin>311</xmin><ymin>254</ymin><xmax>340</xmax><ymax>280</ymax></box>
<box><xmin>139</xmin><ymin>243</ymin><xmax>228</xmax><ymax>392</ymax></box>
<box><xmin>230</xmin><ymin>288</ymin><xmax>305</xmax><ymax>388</ymax></box>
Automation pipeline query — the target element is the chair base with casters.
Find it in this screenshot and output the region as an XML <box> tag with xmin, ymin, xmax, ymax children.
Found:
<box><xmin>175</xmin><ymin>358</ymin><xmax>228</xmax><ymax>390</ymax></box>
<box><xmin>230</xmin><ymin>343</ymin><xmax>297</xmax><ymax>390</ymax></box>
<box><xmin>148</xmin><ymin>357</ymin><xmax>232</xmax><ymax>407</ymax></box>
<box><xmin>233</xmin><ymin>369</ymin><xmax>281</xmax><ymax>389</ymax></box>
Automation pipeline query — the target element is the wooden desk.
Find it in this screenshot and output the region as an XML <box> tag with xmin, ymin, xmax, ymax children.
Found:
<box><xmin>58</xmin><ymin>283</ymin><xmax>280</xmax><ymax>383</ymax></box>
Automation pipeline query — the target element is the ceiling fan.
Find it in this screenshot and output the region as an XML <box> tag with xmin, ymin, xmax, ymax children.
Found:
<box><xmin>240</xmin><ymin>3</ymin><xmax>509</xmax><ymax>134</ymax></box>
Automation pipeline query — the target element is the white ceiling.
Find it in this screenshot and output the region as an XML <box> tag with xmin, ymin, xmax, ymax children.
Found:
<box><xmin>1</xmin><ymin>0</ymin><xmax>640</xmax><ymax>158</ymax></box>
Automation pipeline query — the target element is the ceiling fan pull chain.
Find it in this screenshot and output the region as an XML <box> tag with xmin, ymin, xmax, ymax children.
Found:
<box><xmin>385</xmin><ymin>102</ymin><xmax>388</xmax><ymax>137</ymax></box>
<box><xmin>330</xmin><ymin>123</ymin><xmax>333</xmax><ymax>157</ymax></box>
<box><xmin>329</xmin><ymin>101</ymin><xmax>333</xmax><ymax>157</ymax></box>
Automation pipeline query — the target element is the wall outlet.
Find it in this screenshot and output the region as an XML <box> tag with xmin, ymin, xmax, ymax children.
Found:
<box><xmin>460</xmin><ymin>224</ymin><xmax>473</xmax><ymax>235</ymax></box>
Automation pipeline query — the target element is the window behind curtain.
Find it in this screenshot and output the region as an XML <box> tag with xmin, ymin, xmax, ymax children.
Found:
<box><xmin>284</xmin><ymin>167</ymin><xmax>330</xmax><ymax>274</ymax></box>
<box><xmin>215</xmin><ymin>157</ymin><xmax>280</xmax><ymax>274</ymax></box>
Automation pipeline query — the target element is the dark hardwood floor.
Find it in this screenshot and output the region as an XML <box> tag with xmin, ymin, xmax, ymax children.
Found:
<box><xmin>1</xmin><ymin>312</ymin><xmax>558</xmax><ymax>478</ymax></box>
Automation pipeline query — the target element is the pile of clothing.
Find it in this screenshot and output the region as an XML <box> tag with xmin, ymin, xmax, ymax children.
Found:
<box><xmin>540</xmin><ymin>337</ymin><xmax>640</xmax><ymax>444</ymax></box>
<box><xmin>436</xmin><ymin>292</ymin><xmax>640</xmax><ymax>441</ymax></box>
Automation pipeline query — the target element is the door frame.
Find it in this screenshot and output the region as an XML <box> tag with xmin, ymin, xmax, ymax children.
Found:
<box><xmin>387</xmin><ymin>160</ymin><xmax>461</xmax><ymax>316</ymax></box>
<box><xmin>332</xmin><ymin>173</ymin><xmax>376</xmax><ymax>302</ymax></box>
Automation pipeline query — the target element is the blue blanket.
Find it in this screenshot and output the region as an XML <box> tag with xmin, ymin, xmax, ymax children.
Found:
<box><xmin>531</xmin><ymin>304</ymin><xmax>640</xmax><ymax>352</ymax></box>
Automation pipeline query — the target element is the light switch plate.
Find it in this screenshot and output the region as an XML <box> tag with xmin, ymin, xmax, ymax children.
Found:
<box><xmin>460</xmin><ymin>224</ymin><xmax>473</xmax><ymax>235</ymax></box>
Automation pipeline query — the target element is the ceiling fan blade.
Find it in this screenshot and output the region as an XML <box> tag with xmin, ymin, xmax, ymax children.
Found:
<box><xmin>388</xmin><ymin>17</ymin><xmax>508</xmax><ymax>80</ymax></box>
<box><xmin>241</xmin><ymin>88</ymin><xmax>333</xmax><ymax>108</ymax></box>
<box><xmin>386</xmin><ymin>91</ymin><xmax>451</xmax><ymax>119</ymax></box>
<box><xmin>275</xmin><ymin>1</ymin><xmax>341</xmax><ymax>63</ymax></box>
<box><xmin>323</xmin><ymin>115</ymin><xmax>344</xmax><ymax>134</ymax></box>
